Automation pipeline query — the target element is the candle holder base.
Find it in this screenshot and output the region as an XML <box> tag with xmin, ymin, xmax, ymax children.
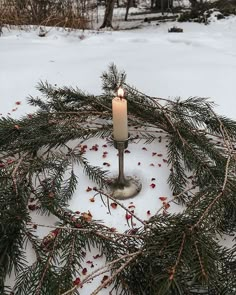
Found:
<box><xmin>109</xmin><ymin>176</ymin><xmax>142</xmax><ymax>200</ymax></box>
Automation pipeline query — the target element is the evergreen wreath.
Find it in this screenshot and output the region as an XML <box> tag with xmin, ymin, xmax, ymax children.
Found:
<box><xmin>1</xmin><ymin>64</ymin><xmax>236</xmax><ymax>295</ymax></box>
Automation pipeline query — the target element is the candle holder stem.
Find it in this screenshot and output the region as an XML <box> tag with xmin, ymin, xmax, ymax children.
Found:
<box><xmin>109</xmin><ymin>138</ymin><xmax>142</xmax><ymax>200</ymax></box>
<box><xmin>117</xmin><ymin>144</ymin><xmax>126</xmax><ymax>186</ymax></box>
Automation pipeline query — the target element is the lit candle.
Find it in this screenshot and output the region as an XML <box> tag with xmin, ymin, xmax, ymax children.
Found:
<box><xmin>112</xmin><ymin>87</ymin><xmax>128</xmax><ymax>141</ymax></box>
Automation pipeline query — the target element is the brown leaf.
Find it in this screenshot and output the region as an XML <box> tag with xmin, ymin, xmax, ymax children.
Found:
<box><xmin>48</xmin><ymin>192</ymin><xmax>54</xmax><ymax>198</ymax></box>
<box><xmin>86</xmin><ymin>186</ymin><xmax>92</xmax><ymax>192</ymax></box>
<box><xmin>101</xmin><ymin>275</ymin><xmax>109</xmax><ymax>284</ymax></box>
<box><xmin>81</xmin><ymin>211</ymin><xmax>92</xmax><ymax>222</ymax></box>
<box><xmin>163</xmin><ymin>202</ymin><xmax>170</xmax><ymax>209</ymax></box>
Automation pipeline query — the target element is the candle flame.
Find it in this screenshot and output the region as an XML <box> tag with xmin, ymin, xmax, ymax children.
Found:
<box><xmin>117</xmin><ymin>87</ymin><xmax>124</xmax><ymax>98</ymax></box>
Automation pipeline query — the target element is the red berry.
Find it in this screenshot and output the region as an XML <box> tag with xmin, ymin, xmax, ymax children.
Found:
<box><xmin>125</xmin><ymin>213</ymin><xmax>132</xmax><ymax>220</ymax></box>
<box><xmin>73</xmin><ymin>277</ymin><xmax>81</xmax><ymax>286</ymax></box>
<box><xmin>111</xmin><ymin>203</ymin><xmax>117</xmax><ymax>209</ymax></box>
<box><xmin>28</xmin><ymin>204</ymin><xmax>36</xmax><ymax>211</ymax></box>
<box><xmin>93</xmin><ymin>254</ymin><xmax>102</xmax><ymax>259</ymax></box>
<box><xmin>159</xmin><ymin>196</ymin><xmax>167</xmax><ymax>201</ymax></box>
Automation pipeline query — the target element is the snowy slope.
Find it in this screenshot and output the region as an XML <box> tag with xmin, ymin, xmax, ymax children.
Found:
<box><xmin>1</xmin><ymin>17</ymin><xmax>236</xmax><ymax>119</ymax></box>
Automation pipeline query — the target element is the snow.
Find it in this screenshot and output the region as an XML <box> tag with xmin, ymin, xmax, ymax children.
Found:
<box><xmin>1</xmin><ymin>15</ymin><xmax>236</xmax><ymax>294</ymax></box>
<box><xmin>1</xmin><ymin>17</ymin><xmax>236</xmax><ymax>119</ymax></box>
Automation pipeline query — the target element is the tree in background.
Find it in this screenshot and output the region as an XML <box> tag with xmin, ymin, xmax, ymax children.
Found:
<box><xmin>101</xmin><ymin>0</ymin><xmax>137</xmax><ymax>27</ymax></box>
<box><xmin>100</xmin><ymin>0</ymin><xmax>116</xmax><ymax>28</ymax></box>
<box><xmin>125</xmin><ymin>0</ymin><xmax>137</xmax><ymax>21</ymax></box>
<box><xmin>151</xmin><ymin>0</ymin><xmax>173</xmax><ymax>11</ymax></box>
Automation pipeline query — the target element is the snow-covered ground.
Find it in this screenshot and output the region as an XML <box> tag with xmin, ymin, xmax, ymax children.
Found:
<box><xmin>1</xmin><ymin>16</ymin><xmax>236</xmax><ymax>118</ymax></box>
<box><xmin>1</xmin><ymin>15</ymin><xmax>236</xmax><ymax>294</ymax></box>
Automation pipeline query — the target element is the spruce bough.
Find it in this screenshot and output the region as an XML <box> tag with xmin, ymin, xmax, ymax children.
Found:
<box><xmin>1</xmin><ymin>65</ymin><xmax>236</xmax><ymax>294</ymax></box>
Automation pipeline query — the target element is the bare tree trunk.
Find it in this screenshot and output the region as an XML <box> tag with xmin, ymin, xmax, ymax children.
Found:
<box><xmin>125</xmin><ymin>0</ymin><xmax>132</xmax><ymax>21</ymax></box>
<box><xmin>155</xmin><ymin>0</ymin><xmax>173</xmax><ymax>10</ymax></box>
<box><xmin>100</xmin><ymin>0</ymin><xmax>116</xmax><ymax>28</ymax></box>
<box><xmin>189</xmin><ymin>0</ymin><xmax>198</xmax><ymax>8</ymax></box>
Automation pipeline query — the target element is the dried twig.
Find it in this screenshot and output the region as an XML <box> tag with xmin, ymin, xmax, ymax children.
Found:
<box><xmin>35</xmin><ymin>229</ymin><xmax>62</xmax><ymax>295</ymax></box>
<box><xmin>95</xmin><ymin>188</ymin><xmax>145</xmax><ymax>226</ymax></box>
<box><xmin>169</xmin><ymin>232</ymin><xmax>186</xmax><ymax>280</ymax></box>
<box><xmin>12</xmin><ymin>152</ymin><xmax>28</xmax><ymax>195</ymax></box>
<box><xmin>61</xmin><ymin>250</ymin><xmax>142</xmax><ymax>295</ymax></box>
<box><xmin>194</xmin><ymin>241</ymin><xmax>207</xmax><ymax>279</ymax></box>
<box><xmin>91</xmin><ymin>252</ymin><xmax>141</xmax><ymax>295</ymax></box>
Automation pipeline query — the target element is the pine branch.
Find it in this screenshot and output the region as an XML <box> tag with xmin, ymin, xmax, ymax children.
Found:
<box><xmin>2</xmin><ymin>65</ymin><xmax>236</xmax><ymax>294</ymax></box>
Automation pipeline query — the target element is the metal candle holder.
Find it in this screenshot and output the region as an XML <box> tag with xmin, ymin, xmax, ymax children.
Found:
<box><xmin>110</xmin><ymin>137</ymin><xmax>142</xmax><ymax>200</ymax></box>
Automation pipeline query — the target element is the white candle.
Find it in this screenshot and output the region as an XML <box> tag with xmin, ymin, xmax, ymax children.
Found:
<box><xmin>112</xmin><ymin>88</ymin><xmax>128</xmax><ymax>141</ymax></box>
